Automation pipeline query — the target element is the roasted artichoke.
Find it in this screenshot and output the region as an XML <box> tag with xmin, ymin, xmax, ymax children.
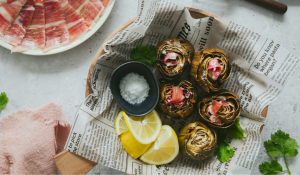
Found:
<box><xmin>198</xmin><ymin>89</ymin><xmax>241</xmax><ymax>129</ymax></box>
<box><xmin>158</xmin><ymin>80</ymin><xmax>197</xmax><ymax>119</ymax></box>
<box><xmin>179</xmin><ymin>121</ymin><xmax>217</xmax><ymax>161</ymax></box>
<box><xmin>190</xmin><ymin>47</ymin><xmax>232</xmax><ymax>93</ymax></box>
<box><xmin>156</xmin><ymin>38</ymin><xmax>194</xmax><ymax>80</ymax></box>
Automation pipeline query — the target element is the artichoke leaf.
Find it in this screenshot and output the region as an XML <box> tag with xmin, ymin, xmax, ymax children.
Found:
<box><xmin>190</xmin><ymin>47</ymin><xmax>232</xmax><ymax>93</ymax></box>
<box><xmin>198</xmin><ymin>89</ymin><xmax>241</xmax><ymax>129</ymax></box>
<box><xmin>157</xmin><ymin>80</ymin><xmax>197</xmax><ymax>119</ymax></box>
<box><xmin>179</xmin><ymin>122</ymin><xmax>218</xmax><ymax>161</ymax></box>
<box><xmin>156</xmin><ymin>38</ymin><xmax>195</xmax><ymax>80</ymax></box>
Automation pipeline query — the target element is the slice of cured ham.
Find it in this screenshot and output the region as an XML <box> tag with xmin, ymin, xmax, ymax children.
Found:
<box><xmin>170</xmin><ymin>86</ymin><xmax>183</xmax><ymax>103</ymax></box>
<box><xmin>12</xmin><ymin>0</ymin><xmax>45</xmax><ymax>52</ymax></box>
<box><xmin>208</xmin><ymin>59</ymin><xmax>222</xmax><ymax>80</ymax></box>
<box><xmin>89</xmin><ymin>0</ymin><xmax>103</xmax><ymax>13</ymax></box>
<box><xmin>100</xmin><ymin>0</ymin><xmax>109</xmax><ymax>7</ymax></box>
<box><xmin>60</xmin><ymin>0</ymin><xmax>88</xmax><ymax>43</ymax></box>
<box><xmin>0</xmin><ymin>0</ymin><xmax>17</xmax><ymax>4</ymax></box>
<box><xmin>0</xmin><ymin>5</ymin><xmax>35</xmax><ymax>45</ymax></box>
<box><xmin>25</xmin><ymin>0</ymin><xmax>35</xmax><ymax>5</ymax></box>
<box><xmin>68</xmin><ymin>0</ymin><xmax>102</xmax><ymax>28</ymax></box>
<box><xmin>43</xmin><ymin>0</ymin><xmax>69</xmax><ymax>52</ymax></box>
<box><xmin>0</xmin><ymin>0</ymin><xmax>28</xmax><ymax>5</ymax></box>
<box><xmin>0</xmin><ymin>0</ymin><xmax>28</xmax><ymax>34</ymax></box>
<box><xmin>164</xmin><ymin>52</ymin><xmax>178</xmax><ymax>66</ymax></box>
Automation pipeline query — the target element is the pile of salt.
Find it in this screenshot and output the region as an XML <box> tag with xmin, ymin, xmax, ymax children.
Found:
<box><xmin>119</xmin><ymin>73</ymin><xmax>150</xmax><ymax>105</ymax></box>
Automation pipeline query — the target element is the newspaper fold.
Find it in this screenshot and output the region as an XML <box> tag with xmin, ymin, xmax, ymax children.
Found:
<box><xmin>65</xmin><ymin>0</ymin><xmax>299</xmax><ymax>174</ymax></box>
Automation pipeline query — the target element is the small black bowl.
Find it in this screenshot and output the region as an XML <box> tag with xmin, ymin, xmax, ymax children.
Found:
<box><xmin>110</xmin><ymin>61</ymin><xmax>159</xmax><ymax>117</ymax></box>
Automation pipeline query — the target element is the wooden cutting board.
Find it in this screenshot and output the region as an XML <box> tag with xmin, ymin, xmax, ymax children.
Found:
<box><xmin>54</xmin><ymin>7</ymin><xmax>268</xmax><ymax>175</ymax></box>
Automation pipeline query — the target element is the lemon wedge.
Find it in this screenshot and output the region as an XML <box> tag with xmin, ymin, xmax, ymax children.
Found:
<box><xmin>115</xmin><ymin>111</ymin><xmax>129</xmax><ymax>135</ymax></box>
<box><xmin>140</xmin><ymin>125</ymin><xmax>179</xmax><ymax>165</ymax></box>
<box><xmin>124</xmin><ymin>110</ymin><xmax>162</xmax><ymax>144</ymax></box>
<box><xmin>120</xmin><ymin>131</ymin><xmax>151</xmax><ymax>159</ymax></box>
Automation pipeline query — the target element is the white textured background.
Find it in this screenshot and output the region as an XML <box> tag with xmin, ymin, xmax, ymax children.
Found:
<box><xmin>0</xmin><ymin>0</ymin><xmax>300</xmax><ymax>174</ymax></box>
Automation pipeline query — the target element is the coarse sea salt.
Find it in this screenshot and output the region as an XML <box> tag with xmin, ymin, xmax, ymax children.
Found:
<box><xmin>119</xmin><ymin>72</ymin><xmax>150</xmax><ymax>105</ymax></box>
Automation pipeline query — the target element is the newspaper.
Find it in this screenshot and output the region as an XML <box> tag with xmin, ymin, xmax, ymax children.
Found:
<box><xmin>64</xmin><ymin>0</ymin><xmax>299</xmax><ymax>174</ymax></box>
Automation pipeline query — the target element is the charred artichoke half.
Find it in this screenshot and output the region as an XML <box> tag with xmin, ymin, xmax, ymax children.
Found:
<box><xmin>190</xmin><ymin>47</ymin><xmax>232</xmax><ymax>93</ymax></box>
<box><xmin>158</xmin><ymin>80</ymin><xmax>197</xmax><ymax>119</ymax></box>
<box><xmin>179</xmin><ymin>122</ymin><xmax>217</xmax><ymax>161</ymax></box>
<box><xmin>156</xmin><ymin>38</ymin><xmax>194</xmax><ymax>80</ymax></box>
<box><xmin>198</xmin><ymin>89</ymin><xmax>241</xmax><ymax>129</ymax></box>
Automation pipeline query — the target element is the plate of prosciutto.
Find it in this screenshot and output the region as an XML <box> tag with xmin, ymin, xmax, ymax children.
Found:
<box><xmin>0</xmin><ymin>0</ymin><xmax>114</xmax><ymax>55</ymax></box>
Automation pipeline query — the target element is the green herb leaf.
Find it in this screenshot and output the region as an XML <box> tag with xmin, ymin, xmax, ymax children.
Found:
<box><xmin>130</xmin><ymin>46</ymin><xmax>156</xmax><ymax>66</ymax></box>
<box><xmin>264</xmin><ymin>140</ymin><xmax>283</xmax><ymax>156</ymax></box>
<box><xmin>259</xmin><ymin>160</ymin><xmax>284</xmax><ymax>175</ymax></box>
<box><xmin>215</xmin><ymin>131</ymin><xmax>235</xmax><ymax>162</ymax></box>
<box><xmin>227</xmin><ymin>118</ymin><xmax>245</xmax><ymax>139</ymax></box>
<box><xmin>271</xmin><ymin>130</ymin><xmax>290</xmax><ymax>148</ymax></box>
<box><xmin>266</xmin><ymin>130</ymin><xmax>299</xmax><ymax>157</ymax></box>
<box><xmin>261</xmin><ymin>130</ymin><xmax>299</xmax><ymax>175</ymax></box>
<box><xmin>284</xmin><ymin>138</ymin><xmax>299</xmax><ymax>157</ymax></box>
<box><xmin>0</xmin><ymin>92</ymin><xmax>8</xmax><ymax>112</ymax></box>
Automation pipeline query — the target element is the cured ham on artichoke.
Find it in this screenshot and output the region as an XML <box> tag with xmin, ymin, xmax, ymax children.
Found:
<box><xmin>158</xmin><ymin>80</ymin><xmax>197</xmax><ymax>119</ymax></box>
<box><xmin>198</xmin><ymin>89</ymin><xmax>241</xmax><ymax>129</ymax></box>
<box><xmin>156</xmin><ymin>38</ymin><xmax>194</xmax><ymax>80</ymax></box>
<box><xmin>190</xmin><ymin>47</ymin><xmax>232</xmax><ymax>93</ymax></box>
<box><xmin>178</xmin><ymin>121</ymin><xmax>217</xmax><ymax>161</ymax></box>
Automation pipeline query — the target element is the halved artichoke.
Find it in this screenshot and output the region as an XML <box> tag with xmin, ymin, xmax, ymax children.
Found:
<box><xmin>190</xmin><ymin>47</ymin><xmax>232</xmax><ymax>93</ymax></box>
<box><xmin>158</xmin><ymin>80</ymin><xmax>197</xmax><ymax>119</ymax></box>
<box><xmin>179</xmin><ymin>121</ymin><xmax>217</xmax><ymax>161</ymax></box>
<box><xmin>198</xmin><ymin>89</ymin><xmax>241</xmax><ymax>129</ymax></box>
<box><xmin>156</xmin><ymin>38</ymin><xmax>194</xmax><ymax>80</ymax></box>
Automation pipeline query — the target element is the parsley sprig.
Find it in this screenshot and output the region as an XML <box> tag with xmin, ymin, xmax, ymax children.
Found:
<box><xmin>215</xmin><ymin>118</ymin><xmax>245</xmax><ymax>162</ymax></box>
<box><xmin>215</xmin><ymin>130</ymin><xmax>235</xmax><ymax>162</ymax></box>
<box><xmin>130</xmin><ymin>46</ymin><xmax>156</xmax><ymax>66</ymax></box>
<box><xmin>0</xmin><ymin>92</ymin><xmax>8</xmax><ymax>112</ymax></box>
<box><xmin>227</xmin><ymin>118</ymin><xmax>246</xmax><ymax>140</ymax></box>
<box><xmin>259</xmin><ymin>130</ymin><xmax>299</xmax><ymax>175</ymax></box>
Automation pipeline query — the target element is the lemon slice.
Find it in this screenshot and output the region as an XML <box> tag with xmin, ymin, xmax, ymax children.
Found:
<box><xmin>115</xmin><ymin>111</ymin><xmax>129</xmax><ymax>135</ymax></box>
<box><xmin>124</xmin><ymin>110</ymin><xmax>162</xmax><ymax>144</ymax></box>
<box><xmin>120</xmin><ymin>131</ymin><xmax>151</xmax><ymax>159</ymax></box>
<box><xmin>140</xmin><ymin>125</ymin><xmax>179</xmax><ymax>165</ymax></box>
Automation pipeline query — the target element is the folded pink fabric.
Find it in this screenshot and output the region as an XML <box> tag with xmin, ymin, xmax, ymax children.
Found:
<box><xmin>0</xmin><ymin>102</ymin><xmax>72</xmax><ymax>174</ymax></box>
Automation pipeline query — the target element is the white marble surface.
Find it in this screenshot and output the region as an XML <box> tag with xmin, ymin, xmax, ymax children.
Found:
<box><xmin>0</xmin><ymin>0</ymin><xmax>299</xmax><ymax>174</ymax></box>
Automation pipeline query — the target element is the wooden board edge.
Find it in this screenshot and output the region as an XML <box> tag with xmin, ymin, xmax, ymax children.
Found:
<box><xmin>54</xmin><ymin>150</ymin><xmax>98</xmax><ymax>174</ymax></box>
<box><xmin>260</xmin><ymin>106</ymin><xmax>268</xmax><ymax>133</ymax></box>
<box><xmin>187</xmin><ymin>7</ymin><xmax>219</xmax><ymax>18</ymax></box>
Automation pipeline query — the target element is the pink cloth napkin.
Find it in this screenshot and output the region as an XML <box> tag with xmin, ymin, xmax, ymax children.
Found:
<box><xmin>0</xmin><ymin>102</ymin><xmax>72</xmax><ymax>175</ymax></box>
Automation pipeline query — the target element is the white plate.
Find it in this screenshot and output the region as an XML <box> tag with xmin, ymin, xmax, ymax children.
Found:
<box><xmin>0</xmin><ymin>0</ymin><xmax>115</xmax><ymax>56</ymax></box>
